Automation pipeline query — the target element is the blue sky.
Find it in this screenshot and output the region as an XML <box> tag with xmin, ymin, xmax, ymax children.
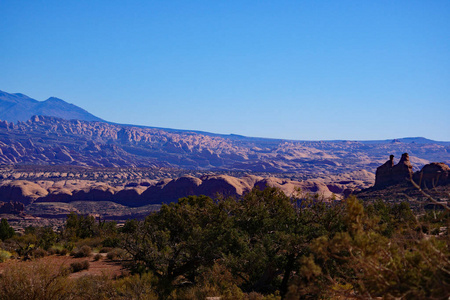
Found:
<box><xmin>1</xmin><ymin>1</ymin><xmax>449</xmax><ymax>140</ymax></box>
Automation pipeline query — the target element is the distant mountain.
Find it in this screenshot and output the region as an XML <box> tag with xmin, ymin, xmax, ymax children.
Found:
<box><xmin>0</xmin><ymin>90</ymin><xmax>448</xmax><ymax>176</ymax></box>
<box><xmin>0</xmin><ymin>115</ymin><xmax>448</xmax><ymax>176</ymax></box>
<box><xmin>0</xmin><ymin>90</ymin><xmax>103</xmax><ymax>122</ymax></box>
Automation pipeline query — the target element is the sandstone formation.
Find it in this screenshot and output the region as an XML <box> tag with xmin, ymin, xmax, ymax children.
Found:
<box><xmin>412</xmin><ymin>162</ymin><xmax>450</xmax><ymax>188</ymax></box>
<box><xmin>375</xmin><ymin>153</ymin><xmax>413</xmax><ymax>187</ymax></box>
<box><xmin>0</xmin><ymin>180</ymin><xmax>48</xmax><ymax>205</ymax></box>
<box><xmin>374</xmin><ymin>153</ymin><xmax>450</xmax><ymax>189</ymax></box>
<box><xmin>0</xmin><ymin>173</ymin><xmax>355</xmax><ymax>207</ymax></box>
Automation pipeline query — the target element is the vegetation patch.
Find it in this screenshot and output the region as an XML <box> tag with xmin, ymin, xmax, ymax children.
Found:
<box><xmin>0</xmin><ymin>187</ymin><xmax>448</xmax><ymax>299</ymax></box>
<box><xmin>70</xmin><ymin>260</ymin><xmax>90</xmax><ymax>273</ymax></box>
<box><xmin>71</xmin><ymin>245</ymin><xmax>92</xmax><ymax>258</ymax></box>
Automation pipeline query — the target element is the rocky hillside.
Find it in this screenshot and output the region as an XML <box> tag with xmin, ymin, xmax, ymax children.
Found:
<box><xmin>0</xmin><ymin>115</ymin><xmax>448</xmax><ymax>176</ymax></box>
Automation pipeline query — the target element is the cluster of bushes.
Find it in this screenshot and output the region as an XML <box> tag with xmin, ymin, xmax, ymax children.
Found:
<box><xmin>121</xmin><ymin>188</ymin><xmax>450</xmax><ymax>299</ymax></box>
<box><xmin>0</xmin><ymin>187</ymin><xmax>449</xmax><ymax>299</ymax></box>
<box><xmin>0</xmin><ymin>212</ymin><xmax>125</xmax><ymax>262</ymax></box>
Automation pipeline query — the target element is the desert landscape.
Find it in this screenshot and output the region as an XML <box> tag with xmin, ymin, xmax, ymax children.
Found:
<box><xmin>1</xmin><ymin>1</ymin><xmax>449</xmax><ymax>299</ymax></box>
<box><xmin>0</xmin><ymin>91</ymin><xmax>448</xmax><ymax>299</ymax></box>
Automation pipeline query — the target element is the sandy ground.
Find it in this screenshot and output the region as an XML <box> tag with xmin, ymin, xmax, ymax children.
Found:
<box><xmin>0</xmin><ymin>254</ymin><xmax>127</xmax><ymax>279</ymax></box>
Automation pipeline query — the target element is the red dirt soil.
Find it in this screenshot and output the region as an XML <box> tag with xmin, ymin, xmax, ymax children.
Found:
<box><xmin>0</xmin><ymin>254</ymin><xmax>128</xmax><ymax>279</ymax></box>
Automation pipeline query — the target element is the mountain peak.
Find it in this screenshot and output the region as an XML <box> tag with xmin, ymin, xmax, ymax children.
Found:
<box><xmin>0</xmin><ymin>90</ymin><xmax>103</xmax><ymax>123</ymax></box>
<box><xmin>45</xmin><ymin>97</ymin><xmax>66</xmax><ymax>103</ymax></box>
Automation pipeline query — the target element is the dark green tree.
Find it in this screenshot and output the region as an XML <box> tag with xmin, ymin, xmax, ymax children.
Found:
<box><xmin>64</xmin><ymin>212</ymin><xmax>97</xmax><ymax>239</ymax></box>
<box><xmin>0</xmin><ymin>218</ymin><xmax>15</xmax><ymax>241</ymax></box>
<box><xmin>123</xmin><ymin>195</ymin><xmax>234</xmax><ymax>299</ymax></box>
<box><xmin>224</xmin><ymin>187</ymin><xmax>345</xmax><ymax>297</ymax></box>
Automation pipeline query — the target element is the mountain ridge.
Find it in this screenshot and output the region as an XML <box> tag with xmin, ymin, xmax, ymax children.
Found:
<box><xmin>0</xmin><ymin>115</ymin><xmax>447</xmax><ymax>176</ymax></box>
<box><xmin>3</xmin><ymin>90</ymin><xmax>450</xmax><ymax>144</ymax></box>
<box><xmin>2</xmin><ymin>90</ymin><xmax>450</xmax><ymax>144</ymax></box>
<box><xmin>0</xmin><ymin>90</ymin><xmax>448</xmax><ymax>174</ymax></box>
<box><xmin>0</xmin><ymin>90</ymin><xmax>103</xmax><ymax>123</ymax></box>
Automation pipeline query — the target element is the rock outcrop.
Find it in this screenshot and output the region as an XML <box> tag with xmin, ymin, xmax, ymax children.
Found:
<box><xmin>374</xmin><ymin>153</ymin><xmax>449</xmax><ymax>189</ymax></box>
<box><xmin>412</xmin><ymin>162</ymin><xmax>450</xmax><ymax>188</ymax></box>
<box><xmin>374</xmin><ymin>155</ymin><xmax>395</xmax><ymax>187</ymax></box>
<box><xmin>375</xmin><ymin>153</ymin><xmax>413</xmax><ymax>187</ymax></box>
<box><xmin>392</xmin><ymin>153</ymin><xmax>413</xmax><ymax>183</ymax></box>
<box><xmin>0</xmin><ymin>180</ymin><xmax>48</xmax><ymax>205</ymax></box>
<box><xmin>0</xmin><ymin>173</ymin><xmax>350</xmax><ymax>207</ymax></box>
<box><xmin>0</xmin><ymin>201</ymin><xmax>25</xmax><ymax>214</ymax></box>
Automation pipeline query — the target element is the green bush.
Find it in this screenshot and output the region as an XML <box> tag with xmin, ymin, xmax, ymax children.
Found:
<box><xmin>0</xmin><ymin>249</ymin><xmax>12</xmax><ymax>262</ymax></box>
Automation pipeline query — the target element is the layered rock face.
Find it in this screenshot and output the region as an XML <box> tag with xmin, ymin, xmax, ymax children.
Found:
<box><xmin>375</xmin><ymin>153</ymin><xmax>413</xmax><ymax>187</ymax></box>
<box><xmin>0</xmin><ymin>115</ymin><xmax>448</xmax><ymax>174</ymax></box>
<box><xmin>375</xmin><ymin>153</ymin><xmax>449</xmax><ymax>188</ymax></box>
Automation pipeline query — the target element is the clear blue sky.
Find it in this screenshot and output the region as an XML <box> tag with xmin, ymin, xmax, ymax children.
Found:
<box><xmin>1</xmin><ymin>1</ymin><xmax>449</xmax><ymax>141</ymax></box>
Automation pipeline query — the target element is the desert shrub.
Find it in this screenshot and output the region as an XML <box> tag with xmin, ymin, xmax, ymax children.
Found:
<box><xmin>0</xmin><ymin>249</ymin><xmax>11</xmax><ymax>262</ymax></box>
<box><xmin>49</xmin><ymin>244</ymin><xmax>69</xmax><ymax>256</ymax></box>
<box><xmin>99</xmin><ymin>246</ymin><xmax>112</xmax><ymax>253</ymax></box>
<box><xmin>76</xmin><ymin>236</ymin><xmax>104</xmax><ymax>249</ymax></box>
<box><xmin>288</xmin><ymin>197</ymin><xmax>450</xmax><ymax>299</ymax></box>
<box><xmin>12</xmin><ymin>233</ymin><xmax>39</xmax><ymax>260</ymax></box>
<box><xmin>59</xmin><ymin>248</ymin><xmax>69</xmax><ymax>256</ymax></box>
<box><xmin>71</xmin><ymin>245</ymin><xmax>92</xmax><ymax>258</ymax></box>
<box><xmin>0</xmin><ymin>238</ymin><xmax>16</xmax><ymax>253</ymax></box>
<box><xmin>114</xmin><ymin>273</ymin><xmax>158</xmax><ymax>299</ymax></box>
<box><xmin>31</xmin><ymin>248</ymin><xmax>47</xmax><ymax>258</ymax></box>
<box><xmin>69</xmin><ymin>275</ymin><xmax>118</xmax><ymax>299</ymax></box>
<box><xmin>47</xmin><ymin>247</ymin><xmax>57</xmax><ymax>255</ymax></box>
<box><xmin>102</xmin><ymin>236</ymin><xmax>120</xmax><ymax>248</ymax></box>
<box><xmin>170</xmin><ymin>263</ymin><xmax>250</xmax><ymax>300</ymax></box>
<box><xmin>106</xmin><ymin>248</ymin><xmax>127</xmax><ymax>260</ymax></box>
<box><xmin>94</xmin><ymin>253</ymin><xmax>102</xmax><ymax>261</ymax></box>
<box><xmin>70</xmin><ymin>260</ymin><xmax>90</xmax><ymax>273</ymax></box>
<box><xmin>0</xmin><ymin>261</ymin><xmax>70</xmax><ymax>299</ymax></box>
<box><xmin>63</xmin><ymin>241</ymin><xmax>75</xmax><ymax>251</ymax></box>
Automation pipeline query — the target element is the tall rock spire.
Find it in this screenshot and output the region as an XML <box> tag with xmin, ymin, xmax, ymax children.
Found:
<box><xmin>374</xmin><ymin>153</ymin><xmax>413</xmax><ymax>187</ymax></box>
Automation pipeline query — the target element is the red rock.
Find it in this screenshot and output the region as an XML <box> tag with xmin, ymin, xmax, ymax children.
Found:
<box><xmin>413</xmin><ymin>162</ymin><xmax>450</xmax><ymax>188</ymax></box>
<box><xmin>375</xmin><ymin>153</ymin><xmax>413</xmax><ymax>187</ymax></box>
